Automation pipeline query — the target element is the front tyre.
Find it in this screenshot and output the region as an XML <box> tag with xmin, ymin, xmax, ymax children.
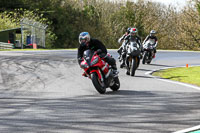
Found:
<box><xmin>137</xmin><ymin>58</ymin><xmax>140</xmax><ymax>69</ymax></box>
<box><xmin>147</xmin><ymin>51</ymin><xmax>153</xmax><ymax>64</ymax></box>
<box><xmin>91</xmin><ymin>72</ymin><xmax>106</xmax><ymax>94</ymax></box>
<box><xmin>130</xmin><ymin>58</ymin><xmax>137</xmax><ymax>76</ymax></box>
<box><xmin>142</xmin><ymin>51</ymin><xmax>147</xmax><ymax>64</ymax></box>
<box><xmin>110</xmin><ymin>77</ymin><xmax>120</xmax><ymax>91</ymax></box>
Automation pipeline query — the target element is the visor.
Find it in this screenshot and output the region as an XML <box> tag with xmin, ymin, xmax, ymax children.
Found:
<box><xmin>80</xmin><ymin>37</ymin><xmax>87</xmax><ymax>42</ymax></box>
<box><xmin>131</xmin><ymin>32</ymin><xmax>136</xmax><ymax>35</ymax></box>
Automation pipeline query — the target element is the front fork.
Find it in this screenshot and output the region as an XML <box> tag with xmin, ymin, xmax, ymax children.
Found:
<box><xmin>90</xmin><ymin>69</ymin><xmax>104</xmax><ymax>82</ymax></box>
<box><xmin>126</xmin><ymin>56</ymin><xmax>139</xmax><ymax>71</ymax></box>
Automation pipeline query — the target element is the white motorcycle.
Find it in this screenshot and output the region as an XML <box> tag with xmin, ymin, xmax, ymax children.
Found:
<box><xmin>142</xmin><ymin>40</ymin><xmax>155</xmax><ymax>64</ymax></box>
<box><xmin>125</xmin><ymin>41</ymin><xmax>141</xmax><ymax>76</ymax></box>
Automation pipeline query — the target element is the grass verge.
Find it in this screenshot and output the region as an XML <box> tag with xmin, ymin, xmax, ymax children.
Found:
<box><xmin>152</xmin><ymin>66</ymin><xmax>200</xmax><ymax>87</ymax></box>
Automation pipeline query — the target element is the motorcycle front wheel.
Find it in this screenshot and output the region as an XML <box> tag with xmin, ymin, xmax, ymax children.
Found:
<box><xmin>91</xmin><ymin>72</ymin><xmax>106</xmax><ymax>94</ymax></box>
<box><xmin>130</xmin><ymin>58</ymin><xmax>137</xmax><ymax>76</ymax></box>
<box><xmin>142</xmin><ymin>51</ymin><xmax>148</xmax><ymax>64</ymax></box>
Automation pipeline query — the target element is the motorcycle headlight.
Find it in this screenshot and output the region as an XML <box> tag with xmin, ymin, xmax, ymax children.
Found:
<box><xmin>81</xmin><ymin>64</ymin><xmax>89</xmax><ymax>69</ymax></box>
<box><xmin>91</xmin><ymin>57</ymin><xmax>99</xmax><ymax>66</ymax></box>
<box><xmin>133</xmin><ymin>47</ymin><xmax>138</xmax><ymax>51</ymax></box>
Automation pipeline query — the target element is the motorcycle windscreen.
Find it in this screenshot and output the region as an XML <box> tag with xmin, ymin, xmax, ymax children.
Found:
<box><xmin>128</xmin><ymin>41</ymin><xmax>140</xmax><ymax>56</ymax></box>
<box><xmin>83</xmin><ymin>49</ymin><xmax>94</xmax><ymax>66</ymax></box>
<box><xmin>146</xmin><ymin>41</ymin><xmax>154</xmax><ymax>48</ymax></box>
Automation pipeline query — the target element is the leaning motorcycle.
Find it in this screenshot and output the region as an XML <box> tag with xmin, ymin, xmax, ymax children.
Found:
<box><xmin>125</xmin><ymin>41</ymin><xmax>141</xmax><ymax>76</ymax></box>
<box><xmin>142</xmin><ymin>40</ymin><xmax>155</xmax><ymax>64</ymax></box>
<box><xmin>80</xmin><ymin>49</ymin><xmax>120</xmax><ymax>94</ymax></box>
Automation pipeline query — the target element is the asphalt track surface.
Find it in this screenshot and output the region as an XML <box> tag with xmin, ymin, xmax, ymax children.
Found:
<box><xmin>0</xmin><ymin>50</ymin><xmax>199</xmax><ymax>133</ymax></box>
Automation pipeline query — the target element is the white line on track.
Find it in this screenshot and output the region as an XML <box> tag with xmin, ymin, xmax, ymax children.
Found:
<box><xmin>145</xmin><ymin>65</ymin><xmax>200</xmax><ymax>133</ymax></box>
<box><xmin>173</xmin><ymin>125</ymin><xmax>200</xmax><ymax>133</ymax></box>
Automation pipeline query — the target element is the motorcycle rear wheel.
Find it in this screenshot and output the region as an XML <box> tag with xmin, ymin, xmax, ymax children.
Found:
<box><xmin>91</xmin><ymin>72</ymin><xmax>106</xmax><ymax>94</ymax></box>
<box><xmin>147</xmin><ymin>60</ymin><xmax>151</xmax><ymax>64</ymax></box>
<box><xmin>110</xmin><ymin>77</ymin><xmax>120</xmax><ymax>91</ymax></box>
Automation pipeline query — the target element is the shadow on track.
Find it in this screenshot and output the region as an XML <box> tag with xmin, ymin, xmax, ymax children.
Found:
<box><xmin>0</xmin><ymin>90</ymin><xmax>200</xmax><ymax>133</ymax></box>
<box><xmin>0</xmin><ymin>90</ymin><xmax>199</xmax><ymax>133</ymax></box>
<box><xmin>137</xmin><ymin>68</ymin><xmax>152</xmax><ymax>72</ymax></box>
<box><xmin>134</xmin><ymin>75</ymin><xmax>153</xmax><ymax>79</ymax></box>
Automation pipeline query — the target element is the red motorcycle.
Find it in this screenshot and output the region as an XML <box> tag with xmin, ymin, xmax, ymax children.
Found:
<box><xmin>80</xmin><ymin>49</ymin><xmax>120</xmax><ymax>94</ymax></box>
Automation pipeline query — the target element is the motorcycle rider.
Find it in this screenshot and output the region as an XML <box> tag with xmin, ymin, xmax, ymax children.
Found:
<box><xmin>143</xmin><ymin>30</ymin><xmax>158</xmax><ymax>58</ymax></box>
<box><xmin>125</xmin><ymin>28</ymin><xmax>143</xmax><ymax>58</ymax></box>
<box><xmin>125</xmin><ymin>28</ymin><xmax>142</xmax><ymax>46</ymax></box>
<box><xmin>77</xmin><ymin>32</ymin><xmax>119</xmax><ymax>76</ymax></box>
<box><xmin>117</xmin><ymin>27</ymin><xmax>131</xmax><ymax>57</ymax></box>
<box><xmin>117</xmin><ymin>27</ymin><xmax>131</xmax><ymax>67</ymax></box>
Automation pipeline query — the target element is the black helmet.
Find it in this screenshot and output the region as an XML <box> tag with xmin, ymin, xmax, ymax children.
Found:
<box><xmin>127</xmin><ymin>27</ymin><xmax>131</xmax><ymax>34</ymax></box>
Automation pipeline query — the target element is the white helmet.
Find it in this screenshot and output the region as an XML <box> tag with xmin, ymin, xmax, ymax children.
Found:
<box><xmin>79</xmin><ymin>32</ymin><xmax>91</xmax><ymax>46</ymax></box>
<box><xmin>130</xmin><ymin>28</ymin><xmax>137</xmax><ymax>34</ymax></box>
<box><xmin>130</xmin><ymin>28</ymin><xmax>137</xmax><ymax>37</ymax></box>
<box><xmin>150</xmin><ymin>30</ymin><xmax>156</xmax><ymax>36</ymax></box>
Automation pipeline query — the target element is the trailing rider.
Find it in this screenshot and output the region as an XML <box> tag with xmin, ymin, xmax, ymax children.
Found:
<box><xmin>143</xmin><ymin>30</ymin><xmax>158</xmax><ymax>58</ymax></box>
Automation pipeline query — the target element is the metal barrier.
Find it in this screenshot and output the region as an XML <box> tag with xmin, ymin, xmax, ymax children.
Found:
<box><xmin>0</xmin><ymin>42</ymin><xmax>14</xmax><ymax>49</ymax></box>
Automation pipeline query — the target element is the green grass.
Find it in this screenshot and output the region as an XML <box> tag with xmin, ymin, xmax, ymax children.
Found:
<box><xmin>153</xmin><ymin>66</ymin><xmax>200</xmax><ymax>87</ymax></box>
<box><xmin>189</xmin><ymin>130</ymin><xmax>200</xmax><ymax>133</ymax></box>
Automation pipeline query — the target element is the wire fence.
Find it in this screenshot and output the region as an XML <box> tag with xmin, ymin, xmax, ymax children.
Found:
<box><xmin>20</xmin><ymin>18</ymin><xmax>48</xmax><ymax>49</ymax></box>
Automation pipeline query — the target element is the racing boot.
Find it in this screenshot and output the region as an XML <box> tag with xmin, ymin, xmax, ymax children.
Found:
<box><xmin>117</xmin><ymin>48</ymin><xmax>122</xmax><ymax>59</ymax></box>
<box><xmin>120</xmin><ymin>58</ymin><xmax>125</xmax><ymax>68</ymax></box>
<box><xmin>112</xmin><ymin>65</ymin><xmax>119</xmax><ymax>77</ymax></box>
<box><xmin>126</xmin><ymin>70</ymin><xmax>130</xmax><ymax>75</ymax></box>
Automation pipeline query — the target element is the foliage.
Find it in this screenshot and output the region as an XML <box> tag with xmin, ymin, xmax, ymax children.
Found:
<box><xmin>0</xmin><ymin>12</ymin><xmax>18</xmax><ymax>30</ymax></box>
<box><xmin>1</xmin><ymin>0</ymin><xmax>200</xmax><ymax>50</ymax></box>
<box><xmin>0</xmin><ymin>9</ymin><xmax>55</xmax><ymax>48</ymax></box>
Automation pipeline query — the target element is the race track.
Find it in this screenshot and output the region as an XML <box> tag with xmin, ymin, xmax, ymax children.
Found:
<box><xmin>0</xmin><ymin>50</ymin><xmax>200</xmax><ymax>133</ymax></box>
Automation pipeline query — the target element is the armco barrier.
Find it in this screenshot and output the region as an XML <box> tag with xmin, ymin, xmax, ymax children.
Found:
<box><xmin>0</xmin><ymin>42</ymin><xmax>14</xmax><ymax>49</ymax></box>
